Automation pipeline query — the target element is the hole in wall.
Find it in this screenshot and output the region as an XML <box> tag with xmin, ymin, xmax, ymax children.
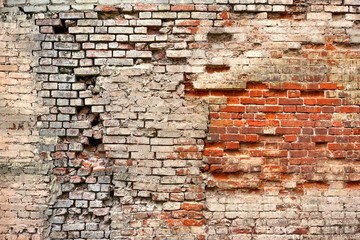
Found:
<box><xmin>207</xmin><ymin>33</ymin><xmax>233</xmax><ymax>43</ymax></box>
<box><xmin>53</xmin><ymin>19</ymin><xmax>68</xmax><ymax>34</ymax></box>
<box><xmin>315</xmin><ymin>142</ymin><xmax>327</xmax><ymax>149</ymax></box>
<box><xmin>147</xmin><ymin>27</ymin><xmax>161</xmax><ymax>35</ymax></box>
<box><xmin>98</xmin><ymin>11</ymin><xmax>120</xmax><ymax>19</ymax></box>
<box><xmin>205</xmin><ymin>65</ymin><xmax>230</xmax><ymax>74</ymax></box>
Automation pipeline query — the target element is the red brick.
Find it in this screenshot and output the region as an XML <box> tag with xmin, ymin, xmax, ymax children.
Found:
<box><xmin>301</xmin><ymin>91</ymin><xmax>324</xmax><ymax>98</ymax></box>
<box><xmin>181</xmin><ymin>202</ymin><xmax>203</xmax><ymax>211</ymax></box>
<box><xmin>283</xmin><ymin>82</ymin><xmax>303</xmax><ymax>90</ymax></box>
<box><xmin>319</xmin><ymin>82</ymin><xmax>338</xmax><ymax>90</ymax></box>
<box><xmin>276</xmin><ymin>127</ymin><xmax>301</xmax><ymax>134</ymax></box>
<box><xmin>246</xmin><ymin>82</ymin><xmax>268</xmax><ymax>89</ymax></box>
<box><xmin>0</xmin><ymin>65</ymin><xmax>18</xmax><ymax>72</ymax></box>
<box><xmin>134</xmin><ymin>3</ymin><xmax>157</xmax><ymax>11</ymax></box>
<box><xmin>335</xmin><ymin>106</ymin><xmax>360</xmax><ymax>113</ymax></box>
<box><xmin>281</xmin><ymin>120</ymin><xmax>303</xmax><ymax>127</ymax></box>
<box><xmin>220</xmin><ymin>106</ymin><xmax>245</xmax><ymax>112</ymax></box>
<box><xmin>279</xmin><ymin>98</ymin><xmax>303</xmax><ymax>105</ymax></box>
<box><xmin>248</xmin><ymin>120</ymin><xmax>267</xmax><ymax>127</ymax></box>
<box><xmin>225</xmin><ymin>141</ymin><xmax>239</xmax><ymax>149</ymax></box>
<box><xmin>220</xmin><ymin>134</ymin><xmax>246</xmax><ymax>141</ymax></box>
<box><xmin>249</xmin><ymin>90</ymin><xmax>263</xmax><ymax>97</ymax></box>
<box><xmin>297</xmin><ymin>106</ymin><xmax>321</xmax><ymax>113</ymax></box>
<box><xmin>183</xmin><ymin>219</ymin><xmax>205</xmax><ymax>226</ymax></box>
<box><xmin>287</xmin><ymin>90</ymin><xmax>300</xmax><ymax>98</ymax></box>
<box><xmin>211</xmin><ymin>119</ymin><xmax>233</xmax><ymax>126</ymax></box>
<box><xmin>317</xmin><ymin>98</ymin><xmax>341</xmax><ymax>106</ymax></box>
<box><xmin>240</xmin><ymin>98</ymin><xmax>266</xmax><ymax>105</ymax></box>
<box><xmin>203</xmin><ymin>148</ymin><xmax>223</xmax><ymax>157</ymax></box>
<box><xmin>176</xmin><ymin>20</ymin><xmax>201</xmax><ymax>26</ymax></box>
<box><xmin>171</xmin><ymin>4</ymin><xmax>195</xmax><ymax>11</ymax></box>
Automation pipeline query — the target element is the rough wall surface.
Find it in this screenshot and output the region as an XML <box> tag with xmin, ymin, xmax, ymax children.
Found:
<box><xmin>1</xmin><ymin>0</ymin><xmax>360</xmax><ymax>239</ymax></box>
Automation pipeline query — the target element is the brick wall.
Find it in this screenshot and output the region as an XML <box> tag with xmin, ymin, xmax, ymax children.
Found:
<box><xmin>1</xmin><ymin>0</ymin><xmax>360</xmax><ymax>239</ymax></box>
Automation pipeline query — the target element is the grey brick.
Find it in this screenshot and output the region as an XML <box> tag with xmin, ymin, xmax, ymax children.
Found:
<box><xmin>107</xmin><ymin>58</ymin><xmax>134</xmax><ymax>66</ymax></box>
<box><xmin>81</xmin><ymin>231</ymin><xmax>104</xmax><ymax>239</ymax></box>
<box><xmin>70</xmin><ymin>121</ymin><xmax>91</xmax><ymax>129</ymax></box>
<box><xmin>66</xmin><ymin>129</ymin><xmax>80</xmax><ymax>136</ymax></box>
<box><xmin>191</xmin><ymin>12</ymin><xmax>217</xmax><ymax>19</ymax></box>
<box><xmin>54</xmin><ymin>42</ymin><xmax>80</xmax><ymax>51</ymax></box>
<box><xmin>47</xmin><ymin>5</ymin><xmax>71</xmax><ymax>11</ymax></box>
<box><xmin>129</xmin><ymin>35</ymin><xmax>155</xmax><ymax>42</ymax></box>
<box><xmin>30</xmin><ymin>0</ymin><xmax>50</xmax><ymax>5</ymax></box>
<box><xmin>57</xmin><ymin>114</ymin><xmax>70</xmax><ymax>121</ymax></box>
<box><xmin>74</xmin><ymin>67</ymin><xmax>100</xmax><ymax>76</ymax></box>
<box><xmin>23</xmin><ymin>5</ymin><xmax>46</xmax><ymax>12</ymax></box>
<box><xmin>51</xmin><ymin>91</ymin><xmax>78</xmax><ymax>98</ymax></box>
<box><xmin>58</xmin><ymin>83</ymin><xmax>72</xmax><ymax>90</ymax></box>
<box><xmin>56</xmin><ymin>99</ymin><xmax>69</xmax><ymax>106</ymax></box>
<box><xmin>49</xmin><ymin>74</ymin><xmax>76</xmax><ymax>83</ymax></box>
<box><xmin>6</xmin><ymin>0</ymin><xmax>26</xmax><ymax>5</ymax></box>
<box><xmin>70</xmin><ymin>99</ymin><xmax>84</xmax><ymax>106</ymax></box>
<box><xmin>59</xmin><ymin>12</ymin><xmax>85</xmax><ymax>19</ymax></box>
<box><xmin>136</xmin><ymin>19</ymin><xmax>162</xmax><ymax>26</ymax></box>
<box><xmin>108</xmin><ymin>27</ymin><xmax>134</xmax><ymax>34</ymax></box>
<box><xmin>63</xmin><ymin>223</ymin><xmax>85</xmax><ymax>231</ymax></box>
<box><xmin>126</xmin><ymin>50</ymin><xmax>152</xmax><ymax>58</ymax></box>
<box><xmin>86</xmin><ymin>50</ymin><xmax>112</xmax><ymax>58</ymax></box>
<box><xmin>89</xmin><ymin>34</ymin><xmax>115</xmax><ymax>41</ymax></box>
<box><xmin>34</xmin><ymin>66</ymin><xmax>58</xmax><ymax>73</ymax></box>
<box><xmin>53</xmin><ymin>59</ymin><xmax>78</xmax><ymax>67</ymax></box>
<box><xmin>98</xmin><ymin>0</ymin><xmax>122</xmax><ymax>4</ymax></box>
<box><xmin>69</xmin><ymin>143</ymin><xmax>83</xmax><ymax>151</ymax></box>
<box><xmin>39</xmin><ymin>50</ymin><xmax>57</xmax><ymax>58</ymax></box>
<box><xmin>54</xmin><ymin>200</ymin><xmax>73</xmax><ymax>208</ymax></box>
<box><xmin>36</xmin><ymin>19</ymin><xmax>62</xmax><ymax>26</ymax></box>
<box><xmin>78</xmin><ymin>19</ymin><xmax>102</xmax><ymax>26</ymax></box>
<box><xmin>68</xmin><ymin>27</ymin><xmax>94</xmax><ymax>34</ymax></box>
<box><xmin>75</xmin><ymin>200</ymin><xmax>88</xmax><ymax>208</ymax></box>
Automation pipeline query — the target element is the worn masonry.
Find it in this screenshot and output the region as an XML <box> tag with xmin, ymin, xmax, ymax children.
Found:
<box><xmin>1</xmin><ymin>0</ymin><xmax>360</xmax><ymax>239</ymax></box>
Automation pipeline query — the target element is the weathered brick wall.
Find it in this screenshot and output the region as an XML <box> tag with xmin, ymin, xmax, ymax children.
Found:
<box><xmin>0</xmin><ymin>6</ymin><xmax>51</xmax><ymax>240</ymax></box>
<box><xmin>1</xmin><ymin>0</ymin><xmax>360</xmax><ymax>239</ymax></box>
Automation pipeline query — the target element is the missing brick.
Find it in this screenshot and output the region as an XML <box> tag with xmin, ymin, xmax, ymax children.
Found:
<box><xmin>205</xmin><ymin>65</ymin><xmax>230</xmax><ymax>74</ymax></box>
<box><xmin>315</xmin><ymin>142</ymin><xmax>327</xmax><ymax>149</ymax></box>
<box><xmin>147</xmin><ymin>27</ymin><xmax>161</xmax><ymax>35</ymax></box>
<box><xmin>59</xmin><ymin>67</ymin><xmax>73</xmax><ymax>74</ymax></box>
<box><xmin>98</xmin><ymin>11</ymin><xmax>122</xmax><ymax>20</ymax></box>
<box><xmin>207</xmin><ymin>33</ymin><xmax>233</xmax><ymax>43</ymax></box>
<box><xmin>53</xmin><ymin>19</ymin><xmax>68</xmax><ymax>34</ymax></box>
<box><xmin>268</xmin><ymin>13</ymin><xmax>295</xmax><ymax>20</ymax></box>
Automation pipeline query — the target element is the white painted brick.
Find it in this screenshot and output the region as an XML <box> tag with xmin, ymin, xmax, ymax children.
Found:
<box><xmin>192</xmin><ymin>12</ymin><xmax>217</xmax><ymax>19</ymax></box>
<box><xmin>152</xmin><ymin>12</ymin><xmax>177</xmax><ymax>19</ymax></box>
<box><xmin>234</xmin><ymin>5</ymin><xmax>247</xmax><ymax>11</ymax></box>
<box><xmin>345</xmin><ymin>0</ymin><xmax>360</xmax><ymax>5</ymax></box>
<box><xmin>166</xmin><ymin>50</ymin><xmax>192</xmax><ymax>58</ymax></box>
<box><xmin>324</xmin><ymin>5</ymin><xmax>349</xmax><ymax>12</ymax></box>
<box><xmin>163</xmin><ymin>202</ymin><xmax>181</xmax><ymax>211</ymax></box>
<box><xmin>126</xmin><ymin>50</ymin><xmax>152</xmax><ymax>58</ymax></box>
<box><xmin>129</xmin><ymin>35</ymin><xmax>155</xmax><ymax>42</ymax></box>
<box><xmin>137</xmin><ymin>19</ymin><xmax>162</xmax><ymax>26</ymax></box>
<box><xmin>268</xmin><ymin>0</ymin><xmax>293</xmax><ymax>4</ymax></box>
<box><xmin>108</xmin><ymin>27</ymin><xmax>133</xmax><ymax>34</ymax></box>
<box><xmin>98</xmin><ymin>0</ymin><xmax>122</xmax><ymax>4</ymax></box>
<box><xmin>272</xmin><ymin>5</ymin><xmax>286</xmax><ymax>11</ymax></box>
<box><xmin>307</xmin><ymin>12</ymin><xmax>332</xmax><ymax>20</ymax></box>
<box><xmin>29</xmin><ymin>0</ymin><xmax>49</xmax><ymax>5</ymax></box>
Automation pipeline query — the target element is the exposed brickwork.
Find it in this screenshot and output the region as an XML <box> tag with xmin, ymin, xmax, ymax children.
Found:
<box><xmin>1</xmin><ymin>0</ymin><xmax>360</xmax><ymax>239</ymax></box>
<box><xmin>0</xmin><ymin>163</ymin><xmax>51</xmax><ymax>240</ymax></box>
